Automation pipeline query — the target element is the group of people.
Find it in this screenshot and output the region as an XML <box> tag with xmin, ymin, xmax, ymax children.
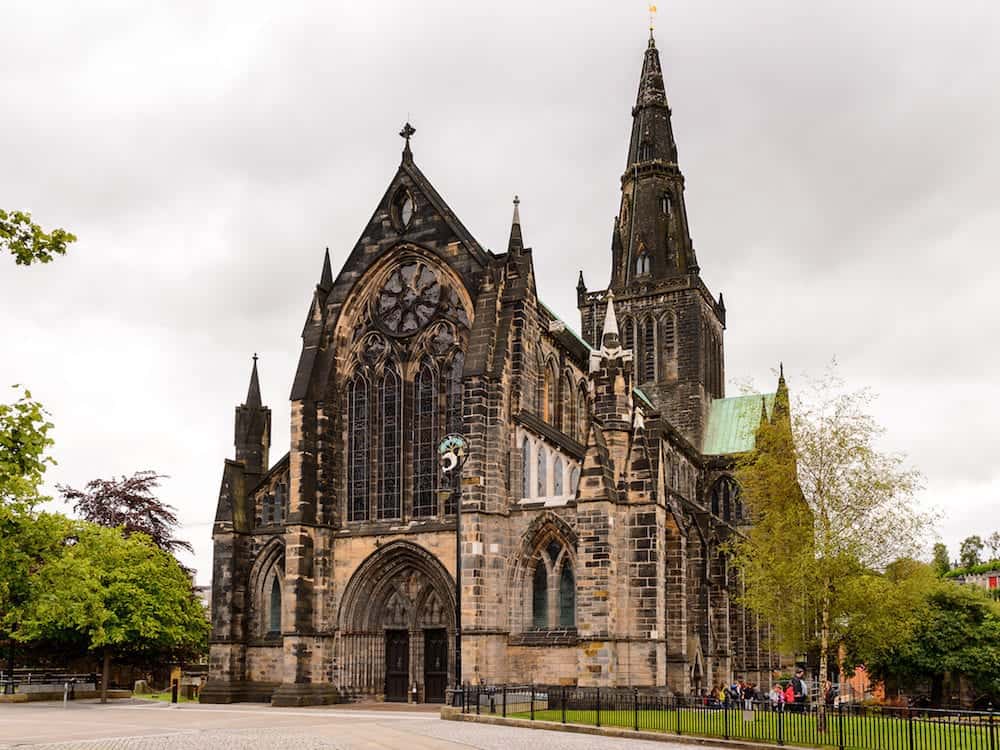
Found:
<box><xmin>699</xmin><ymin>668</ymin><xmax>814</xmax><ymax>712</ymax></box>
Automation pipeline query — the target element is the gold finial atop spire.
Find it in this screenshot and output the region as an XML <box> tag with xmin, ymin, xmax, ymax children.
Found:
<box><xmin>648</xmin><ymin>4</ymin><xmax>657</xmax><ymax>36</ymax></box>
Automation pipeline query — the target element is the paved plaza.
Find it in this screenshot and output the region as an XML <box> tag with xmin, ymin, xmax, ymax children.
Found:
<box><xmin>0</xmin><ymin>700</ymin><xmax>720</xmax><ymax>750</ymax></box>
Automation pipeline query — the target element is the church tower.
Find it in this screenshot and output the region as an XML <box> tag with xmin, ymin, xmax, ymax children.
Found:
<box><xmin>579</xmin><ymin>31</ymin><xmax>726</xmax><ymax>447</ymax></box>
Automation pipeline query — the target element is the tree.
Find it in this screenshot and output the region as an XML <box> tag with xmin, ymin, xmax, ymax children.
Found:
<box><xmin>58</xmin><ymin>471</ymin><xmax>192</xmax><ymax>555</ymax></box>
<box><xmin>15</xmin><ymin>522</ymin><xmax>209</xmax><ymax>702</ymax></box>
<box><xmin>0</xmin><ymin>387</ymin><xmax>55</xmax><ymax>510</ymax></box>
<box><xmin>959</xmin><ymin>536</ymin><xmax>984</xmax><ymax>569</ymax></box>
<box><xmin>932</xmin><ymin>543</ymin><xmax>951</xmax><ymax>577</ymax></box>
<box><xmin>986</xmin><ymin>531</ymin><xmax>1000</xmax><ymax>561</ymax></box>
<box><xmin>1</xmin><ymin>209</ymin><xmax>75</xmax><ymax>265</ymax></box>
<box><xmin>730</xmin><ymin>367</ymin><xmax>928</xmax><ymax>723</ymax></box>
<box><xmin>865</xmin><ymin>581</ymin><xmax>1000</xmax><ymax>705</ymax></box>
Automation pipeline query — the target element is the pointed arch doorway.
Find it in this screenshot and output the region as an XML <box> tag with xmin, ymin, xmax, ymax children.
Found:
<box><xmin>338</xmin><ymin>541</ymin><xmax>455</xmax><ymax>703</ymax></box>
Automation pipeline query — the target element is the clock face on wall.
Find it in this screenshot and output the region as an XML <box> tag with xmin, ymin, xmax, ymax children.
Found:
<box><xmin>377</xmin><ymin>261</ymin><xmax>442</xmax><ymax>336</ymax></box>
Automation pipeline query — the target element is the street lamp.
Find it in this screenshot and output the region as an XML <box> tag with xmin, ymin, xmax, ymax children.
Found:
<box><xmin>438</xmin><ymin>433</ymin><xmax>468</xmax><ymax>703</ymax></box>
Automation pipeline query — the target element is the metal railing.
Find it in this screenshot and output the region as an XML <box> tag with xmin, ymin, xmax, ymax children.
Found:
<box><xmin>458</xmin><ymin>685</ymin><xmax>998</xmax><ymax>750</ymax></box>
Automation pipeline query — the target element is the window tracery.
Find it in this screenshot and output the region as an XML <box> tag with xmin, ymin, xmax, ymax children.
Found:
<box><xmin>412</xmin><ymin>360</ymin><xmax>438</xmax><ymax>517</ymax></box>
<box><xmin>377</xmin><ymin>367</ymin><xmax>402</xmax><ymax>520</ymax></box>
<box><xmin>347</xmin><ymin>374</ymin><xmax>370</xmax><ymax>522</ymax></box>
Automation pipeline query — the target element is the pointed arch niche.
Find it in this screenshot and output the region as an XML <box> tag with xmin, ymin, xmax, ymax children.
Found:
<box><xmin>511</xmin><ymin>513</ymin><xmax>578</xmax><ymax>634</ymax></box>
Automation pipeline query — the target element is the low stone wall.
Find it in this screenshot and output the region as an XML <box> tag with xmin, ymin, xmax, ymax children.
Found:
<box><xmin>0</xmin><ymin>689</ymin><xmax>132</xmax><ymax>703</ymax></box>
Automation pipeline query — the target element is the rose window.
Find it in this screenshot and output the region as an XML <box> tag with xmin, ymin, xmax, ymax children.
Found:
<box><xmin>377</xmin><ymin>261</ymin><xmax>441</xmax><ymax>336</ymax></box>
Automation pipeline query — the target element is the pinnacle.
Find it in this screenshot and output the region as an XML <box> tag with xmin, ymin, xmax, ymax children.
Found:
<box><xmin>245</xmin><ymin>354</ymin><xmax>262</xmax><ymax>409</ymax></box>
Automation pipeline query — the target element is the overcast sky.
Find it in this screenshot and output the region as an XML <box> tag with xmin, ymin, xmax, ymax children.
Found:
<box><xmin>3</xmin><ymin>1</ymin><xmax>998</xmax><ymax>583</ymax></box>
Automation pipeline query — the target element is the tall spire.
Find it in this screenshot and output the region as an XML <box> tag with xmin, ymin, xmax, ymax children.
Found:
<box><xmin>319</xmin><ymin>247</ymin><xmax>333</xmax><ymax>291</ymax></box>
<box><xmin>245</xmin><ymin>353</ymin><xmax>262</xmax><ymax>408</ymax></box>
<box><xmin>610</xmin><ymin>31</ymin><xmax>697</xmax><ymax>289</ymax></box>
<box><xmin>507</xmin><ymin>195</ymin><xmax>523</xmax><ymax>254</ymax></box>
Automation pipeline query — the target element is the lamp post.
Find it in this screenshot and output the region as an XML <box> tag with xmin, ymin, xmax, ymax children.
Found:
<box><xmin>438</xmin><ymin>433</ymin><xmax>468</xmax><ymax>701</ymax></box>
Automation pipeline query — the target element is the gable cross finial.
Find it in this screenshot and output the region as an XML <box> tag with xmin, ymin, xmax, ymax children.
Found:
<box><xmin>399</xmin><ymin>122</ymin><xmax>416</xmax><ymax>144</ymax></box>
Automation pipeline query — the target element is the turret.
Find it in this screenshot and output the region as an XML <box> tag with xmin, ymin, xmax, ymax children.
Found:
<box><xmin>235</xmin><ymin>355</ymin><xmax>271</xmax><ymax>478</ymax></box>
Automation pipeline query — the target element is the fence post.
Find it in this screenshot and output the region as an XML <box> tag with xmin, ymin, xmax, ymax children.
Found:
<box><xmin>837</xmin><ymin>701</ymin><xmax>845</xmax><ymax>750</ymax></box>
<box><xmin>634</xmin><ymin>688</ymin><xmax>640</xmax><ymax>732</ymax></box>
<box><xmin>907</xmin><ymin>706</ymin><xmax>915</xmax><ymax>750</ymax></box>
<box><xmin>724</xmin><ymin>700</ymin><xmax>729</xmax><ymax>740</ymax></box>
<box><xmin>561</xmin><ymin>687</ymin><xmax>567</xmax><ymax>724</ymax></box>
<box><xmin>596</xmin><ymin>687</ymin><xmax>601</xmax><ymax>728</ymax></box>
<box><xmin>530</xmin><ymin>685</ymin><xmax>534</xmax><ymax>721</ymax></box>
<box><xmin>777</xmin><ymin>704</ymin><xmax>784</xmax><ymax>747</ymax></box>
<box><xmin>476</xmin><ymin>686</ymin><xmax>481</xmax><ymax>716</ymax></box>
<box><xmin>988</xmin><ymin>704</ymin><xmax>995</xmax><ymax>750</ymax></box>
<box><xmin>676</xmin><ymin>695</ymin><xmax>682</xmax><ymax>735</ymax></box>
<box><xmin>501</xmin><ymin>686</ymin><xmax>506</xmax><ymax>718</ymax></box>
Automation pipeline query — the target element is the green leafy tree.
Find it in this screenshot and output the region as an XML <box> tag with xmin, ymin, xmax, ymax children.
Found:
<box><xmin>932</xmin><ymin>542</ymin><xmax>951</xmax><ymax>577</ymax></box>
<box><xmin>730</xmin><ymin>367</ymin><xmax>929</xmax><ymax>724</ymax></box>
<box><xmin>985</xmin><ymin>531</ymin><xmax>1000</xmax><ymax>561</ymax></box>
<box><xmin>15</xmin><ymin>523</ymin><xmax>209</xmax><ymax>702</ymax></box>
<box><xmin>866</xmin><ymin>582</ymin><xmax>1000</xmax><ymax>704</ymax></box>
<box><xmin>959</xmin><ymin>536</ymin><xmax>984</xmax><ymax>569</ymax></box>
<box><xmin>1</xmin><ymin>209</ymin><xmax>75</xmax><ymax>265</ymax></box>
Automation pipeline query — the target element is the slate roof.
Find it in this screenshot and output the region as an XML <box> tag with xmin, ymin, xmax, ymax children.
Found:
<box><xmin>702</xmin><ymin>392</ymin><xmax>776</xmax><ymax>456</ymax></box>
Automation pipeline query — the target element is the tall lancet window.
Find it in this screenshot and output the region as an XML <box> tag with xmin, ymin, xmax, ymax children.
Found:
<box><xmin>641</xmin><ymin>317</ymin><xmax>656</xmax><ymax>382</ymax></box>
<box><xmin>636</xmin><ymin>253</ymin><xmax>651</xmax><ymax>275</ymax></box>
<box><xmin>521</xmin><ymin>437</ymin><xmax>532</xmax><ymax>499</ymax></box>
<box><xmin>347</xmin><ymin>374</ymin><xmax>370</xmax><ymax>522</ymax></box>
<box><xmin>622</xmin><ymin>317</ymin><xmax>634</xmax><ymax>352</ymax></box>
<box><xmin>536</xmin><ymin>446</ymin><xmax>548</xmax><ymax>497</ymax></box>
<box><xmin>444</xmin><ymin>352</ymin><xmax>464</xmax><ymax>515</ymax></box>
<box><xmin>662</xmin><ymin>312</ymin><xmax>677</xmax><ymax>370</ymax></box>
<box><xmin>532</xmin><ymin>563</ymin><xmax>548</xmax><ymax>629</ymax></box>
<box><xmin>412</xmin><ymin>361</ymin><xmax>438</xmax><ymax>517</ymax></box>
<box><xmin>268</xmin><ymin>577</ymin><xmax>281</xmax><ymax>635</ymax></box>
<box><xmin>377</xmin><ymin>367</ymin><xmax>402</xmax><ymax>520</ymax></box>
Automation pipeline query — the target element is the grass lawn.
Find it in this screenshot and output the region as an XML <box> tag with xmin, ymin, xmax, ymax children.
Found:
<box><xmin>507</xmin><ymin>706</ymin><xmax>995</xmax><ymax>750</ymax></box>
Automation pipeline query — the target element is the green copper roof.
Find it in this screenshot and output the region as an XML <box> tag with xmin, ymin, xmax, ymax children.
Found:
<box><xmin>703</xmin><ymin>393</ymin><xmax>776</xmax><ymax>455</ymax></box>
<box><xmin>540</xmin><ymin>302</ymin><xmax>593</xmax><ymax>352</ymax></box>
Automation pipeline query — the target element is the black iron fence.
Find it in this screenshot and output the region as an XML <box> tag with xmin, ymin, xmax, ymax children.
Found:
<box><xmin>458</xmin><ymin>685</ymin><xmax>998</xmax><ymax>750</ymax></box>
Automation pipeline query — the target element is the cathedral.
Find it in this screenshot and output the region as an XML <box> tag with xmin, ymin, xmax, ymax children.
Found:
<box><xmin>203</xmin><ymin>31</ymin><xmax>786</xmax><ymax>706</ymax></box>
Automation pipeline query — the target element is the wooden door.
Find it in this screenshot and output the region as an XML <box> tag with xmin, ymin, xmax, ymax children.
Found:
<box><xmin>423</xmin><ymin>628</ymin><xmax>448</xmax><ymax>703</ymax></box>
<box><xmin>384</xmin><ymin>629</ymin><xmax>409</xmax><ymax>701</ymax></box>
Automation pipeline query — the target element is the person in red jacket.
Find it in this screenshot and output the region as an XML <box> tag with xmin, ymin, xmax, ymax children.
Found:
<box><xmin>784</xmin><ymin>681</ymin><xmax>795</xmax><ymax>708</ymax></box>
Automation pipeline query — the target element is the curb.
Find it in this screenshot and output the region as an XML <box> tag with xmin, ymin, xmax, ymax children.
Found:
<box><xmin>440</xmin><ymin>709</ymin><xmax>783</xmax><ymax>750</ymax></box>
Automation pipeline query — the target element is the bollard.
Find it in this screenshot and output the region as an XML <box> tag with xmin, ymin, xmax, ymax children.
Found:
<box><xmin>63</xmin><ymin>681</ymin><xmax>69</xmax><ymax>708</ymax></box>
<box><xmin>634</xmin><ymin>688</ymin><xmax>640</xmax><ymax>732</ymax></box>
<box><xmin>596</xmin><ymin>687</ymin><xmax>601</xmax><ymax>728</ymax></box>
<box><xmin>562</xmin><ymin>687</ymin><xmax>567</xmax><ymax>724</ymax></box>
<box><xmin>502</xmin><ymin>685</ymin><xmax>507</xmax><ymax>718</ymax></box>
<box><xmin>529</xmin><ymin>685</ymin><xmax>534</xmax><ymax>721</ymax></box>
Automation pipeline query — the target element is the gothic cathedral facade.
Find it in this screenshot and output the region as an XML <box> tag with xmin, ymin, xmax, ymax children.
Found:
<box><xmin>204</xmin><ymin>33</ymin><xmax>784</xmax><ymax>706</ymax></box>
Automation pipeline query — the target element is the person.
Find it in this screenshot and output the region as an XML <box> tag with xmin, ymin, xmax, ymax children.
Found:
<box><xmin>742</xmin><ymin>682</ymin><xmax>754</xmax><ymax>710</ymax></box>
<box><xmin>824</xmin><ymin>680</ymin><xmax>838</xmax><ymax>707</ymax></box>
<box><xmin>784</xmin><ymin>680</ymin><xmax>795</xmax><ymax>709</ymax></box>
<box><xmin>716</xmin><ymin>683</ymin><xmax>727</xmax><ymax>708</ymax></box>
<box><xmin>791</xmin><ymin>668</ymin><xmax>807</xmax><ymax>712</ymax></box>
<box><xmin>769</xmin><ymin>683</ymin><xmax>785</xmax><ymax>711</ymax></box>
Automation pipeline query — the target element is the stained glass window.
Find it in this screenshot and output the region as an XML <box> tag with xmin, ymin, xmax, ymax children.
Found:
<box><xmin>570</xmin><ymin>466</ymin><xmax>580</xmax><ymax>495</ymax></box>
<box><xmin>347</xmin><ymin>375</ymin><xmax>370</xmax><ymax>522</ymax></box>
<box><xmin>642</xmin><ymin>317</ymin><xmax>656</xmax><ymax>382</ymax></box>
<box><xmin>559</xmin><ymin>563</ymin><xmax>575</xmax><ymax>627</ymax></box>
<box><xmin>268</xmin><ymin>577</ymin><xmax>281</xmax><ymax>635</ymax></box>
<box><xmin>532</xmin><ymin>563</ymin><xmax>548</xmax><ymax>629</ymax></box>
<box><xmin>412</xmin><ymin>362</ymin><xmax>437</xmax><ymax>517</ymax></box>
<box><xmin>377</xmin><ymin>368</ymin><xmax>401</xmax><ymax>520</ymax></box>
<box><xmin>536</xmin><ymin>446</ymin><xmax>547</xmax><ymax>497</ymax></box>
<box><xmin>553</xmin><ymin>456</ymin><xmax>564</xmax><ymax>496</ymax></box>
<box><xmin>522</xmin><ymin>438</ymin><xmax>532</xmax><ymax>499</ymax></box>
<box><xmin>622</xmin><ymin>317</ymin><xmax>634</xmax><ymax>352</ymax></box>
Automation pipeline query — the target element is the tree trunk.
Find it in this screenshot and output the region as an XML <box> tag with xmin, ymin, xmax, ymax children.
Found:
<box><xmin>817</xmin><ymin>581</ymin><xmax>830</xmax><ymax>733</ymax></box>
<box><xmin>101</xmin><ymin>649</ymin><xmax>110</xmax><ymax>704</ymax></box>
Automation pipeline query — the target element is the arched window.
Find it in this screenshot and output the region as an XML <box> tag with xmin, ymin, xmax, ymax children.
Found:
<box><xmin>636</xmin><ymin>253</ymin><xmax>651</xmax><ymax>275</ymax></box>
<box><xmin>639</xmin><ymin>142</ymin><xmax>653</xmax><ymax>161</ymax></box>
<box><xmin>711</xmin><ymin>477</ymin><xmax>741</xmax><ymax>524</ymax></box>
<box><xmin>553</xmin><ymin>456</ymin><xmax>564</xmax><ymax>496</ymax></box>
<box><xmin>268</xmin><ymin>577</ymin><xmax>281</xmax><ymax>635</ymax></box>
<box><xmin>622</xmin><ymin>317</ymin><xmax>634</xmax><ymax>352</ymax></box>
<box><xmin>536</xmin><ymin>447</ymin><xmax>548</xmax><ymax>497</ymax></box>
<box><xmin>274</xmin><ymin>483</ymin><xmax>286</xmax><ymax>525</ymax></box>
<box><xmin>559</xmin><ymin>563</ymin><xmax>576</xmax><ymax>627</ymax></box>
<box><xmin>347</xmin><ymin>375</ymin><xmax>370</xmax><ymax>522</ymax></box>
<box><xmin>660</xmin><ymin>193</ymin><xmax>672</xmax><ymax>216</ymax></box>
<box><xmin>377</xmin><ymin>368</ymin><xmax>402</xmax><ymax>520</ymax></box>
<box><xmin>412</xmin><ymin>361</ymin><xmax>437</xmax><ymax>517</ymax></box>
<box><xmin>576</xmin><ymin>383</ymin><xmax>589</xmax><ymax>442</ymax></box>
<box><xmin>662</xmin><ymin>313</ymin><xmax>676</xmax><ymax>373</ymax></box>
<box><xmin>522</xmin><ymin>437</ymin><xmax>532</xmax><ymax>499</ymax></box>
<box><xmin>641</xmin><ymin>317</ymin><xmax>656</xmax><ymax>382</ymax></box>
<box><xmin>570</xmin><ymin>466</ymin><xmax>581</xmax><ymax>496</ymax></box>
<box><xmin>561</xmin><ymin>373</ymin><xmax>574</xmax><ymax>437</ymax></box>
<box><xmin>532</xmin><ymin>563</ymin><xmax>548</xmax><ymax>629</ymax></box>
<box><xmin>542</xmin><ymin>362</ymin><xmax>556</xmax><ymax>423</ymax></box>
